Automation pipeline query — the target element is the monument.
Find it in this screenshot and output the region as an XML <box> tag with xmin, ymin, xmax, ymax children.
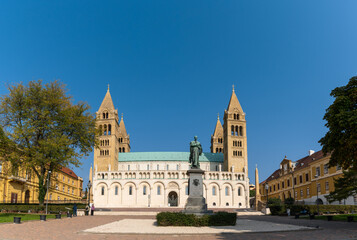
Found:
<box><xmin>183</xmin><ymin>136</ymin><xmax>212</xmax><ymax>214</ymax></box>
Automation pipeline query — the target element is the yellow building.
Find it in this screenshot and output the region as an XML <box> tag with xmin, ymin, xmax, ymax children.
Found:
<box><xmin>259</xmin><ymin>150</ymin><xmax>357</xmax><ymax>205</ymax></box>
<box><xmin>0</xmin><ymin>161</ymin><xmax>83</xmax><ymax>204</ymax></box>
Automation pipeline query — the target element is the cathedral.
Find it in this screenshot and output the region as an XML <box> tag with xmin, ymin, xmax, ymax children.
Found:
<box><xmin>90</xmin><ymin>86</ymin><xmax>250</xmax><ymax>208</ymax></box>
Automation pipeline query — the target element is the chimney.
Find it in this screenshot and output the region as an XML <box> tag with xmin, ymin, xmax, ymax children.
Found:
<box><xmin>309</xmin><ymin>150</ymin><xmax>315</xmax><ymax>156</ymax></box>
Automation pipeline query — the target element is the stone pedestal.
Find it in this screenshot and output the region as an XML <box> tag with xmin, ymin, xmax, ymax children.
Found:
<box><xmin>183</xmin><ymin>168</ymin><xmax>212</xmax><ymax>215</ymax></box>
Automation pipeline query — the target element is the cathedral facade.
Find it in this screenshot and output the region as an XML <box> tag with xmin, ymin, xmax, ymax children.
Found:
<box><xmin>91</xmin><ymin>87</ymin><xmax>250</xmax><ymax>208</ymax></box>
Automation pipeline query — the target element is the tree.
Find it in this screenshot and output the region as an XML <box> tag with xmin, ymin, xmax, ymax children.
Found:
<box><xmin>319</xmin><ymin>76</ymin><xmax>357</xmax><ymax>202</ymax></box>
<box><xmin>0</xmin><ymin>80</ymin><xmax>97</xmax><ymax>205</ymax></box>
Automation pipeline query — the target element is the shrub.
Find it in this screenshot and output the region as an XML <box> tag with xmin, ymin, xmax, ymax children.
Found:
<box><xmin>0</xmin><ymin>203</ymin><xmax>85</xmax><ymax>214</ymax></box>
<box><xmin>156</xmin><ymin>212</ymin><xmax>237</xmax><ymax>226</ymax></box>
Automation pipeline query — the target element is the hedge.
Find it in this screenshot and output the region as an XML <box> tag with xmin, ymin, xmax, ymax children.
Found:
<box><xmin>0</xmin><ymin>203</ymin><xmax>86</xmax><ymax>214</ymax></box>
<box><xmin>281</xmin><ymin>205</ymin><xmax>357</xmax><ymax>216</ymax></box>
<box><xmin>156</xmin><ymin>212</ymin><xmax>237</xmax><ymax>226</ymax></box>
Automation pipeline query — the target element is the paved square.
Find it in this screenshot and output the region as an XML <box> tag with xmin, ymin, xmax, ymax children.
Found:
<box><xmin>83</xmin><ymin>218</ymin><xmax>313</xmax><ymax>234</ymax></box>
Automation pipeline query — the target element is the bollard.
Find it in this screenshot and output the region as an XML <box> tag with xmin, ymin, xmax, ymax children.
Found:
<box><xmin>13</xmin><ymin>217</ymin><xmax>21</xmax><ymax>224</ymax></box>
<box><xmin>40</xmin><ymin>215</ymin><xmax>47</xmax><ymax>221</ymax></box>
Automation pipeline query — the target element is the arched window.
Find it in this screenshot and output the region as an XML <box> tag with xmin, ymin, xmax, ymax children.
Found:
<box><xmin>108</xmin><ymin>124</ymin><xmax>112</xmax><ymax>135</ymax></box>
<box><xmin>238</xmin><ymin>187</ymin><xmax>241</xmax><ymax>196</ymax></box>
<box><xmin>115</xmin><ymin>186</ymin><xmax>118</xmax><ymax>195</ymax></box>
<box><xmin>239</xmin><ymin>126</ymin><xmax>243</xmax><ymax>136</ymax></box>
<box><xmin>129</xmin><ymin>186</ymin><xmax>133</xmax><ymax>195</ymax></box>
<box><xmin>147</xmin><ymin>164</ymin><xmax>150</xmax><ymax>170</ymax></box>
<box><xmin>157</xmin><ymin>164</ymin><xmax>159</xmax><ymax>170</ymax></box>
<box><xmin>216</xmin><ymin>148</ymin><xmax>218</xmax><ymax>153</ymax></box>
<box><xmin>236</xmin><ymin>114</ymin><xmax>239</xmax><ymax>120</ymax></box>
<box><xmin>235</xmin><ymin>126</ymin><xmax>239</xmax><ymax>136</ymax></box>
<box><xmin>212</xmin><ymin>186</ymin><xmax>216</xmax><ymax>196</ymax></box>
<box><xmin>234</xmin><ymin>113</ymin><xmax>236</xmax><ymax>119</ymax></box>
<box><xmin>225</xmin><ymin>186</ymin><xmax>229</xmax><ymax>196</ymax></box>
<box><xmin>123</xmin><ymin>148</ymin><xmax>125</xmax><ymax>152</ymax></box>
<box><xmin>143</xmin><ymin>186</ymin><xmax>147</xmax><ymax>195</ymax></box>
<box><xmin>104</xmin><ymin>125</ymin><xmax>107</xmax><ymax>135</ymax></box>
<box><xmin>106</xmin><ymin>112</ymin><xmax>108</xmax><ymax>119</ymax></box>
<box><xmin>231</xmin><ymin>125</ymin><xmax>234</xmax><ymax>135</ymax></box>
<box><xmin>101</xmin><ymin>186</ymin><xmax>105</xmax><ymax>195</ymax></box>
<box><xmin>119</xmin><ymin>148</ymin><xmax>122</xmax><ymax>152</ymax></box>
<box><xmin>219</xmin><ymin>148</ymin><xmax>222</xmax><ymax>153</ymax></box>
<box><xmin>157</xmin><ymin>186</ymin><xmax>161</xmax><ymax>195</ymax></box>
<box><xmin>213</xmin><ymin>202</ymin><xmax>216</xmax><ymax>206</ymax></box>
<box><xmin>101</xmin><ymin>174</ymin><xmax>104</xmax><ymax>179</ymax></box>
<box><xmin>99</xmin><ymin>125</ymin><xmax>102</xmax><ymax>136</ymax></box>
<box><xmin>226</xmin><ymin>202</ymin><xmax>229</xmax><ymax>206</ymax></box>
<box><xmin>102</xmin><ymin>113</ymin><xmax>105</xmax><ymax>119</ymax></box>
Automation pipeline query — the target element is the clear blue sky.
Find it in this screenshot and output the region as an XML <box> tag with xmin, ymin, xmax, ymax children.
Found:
<box><xmin>1</xmin><ymin>1</ymin><xmax>356</xmax><ymax>186</ymax></box>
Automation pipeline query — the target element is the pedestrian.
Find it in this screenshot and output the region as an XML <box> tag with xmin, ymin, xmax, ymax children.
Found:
<box><xmin>73</xmin><ymin>203</ymin><xmax>77</xmax><ymax>217</ymax></box>
<box><xmin>91</xmin><ymin>203</ymin><xmax>95</xmax><ymax>216</ymax></box>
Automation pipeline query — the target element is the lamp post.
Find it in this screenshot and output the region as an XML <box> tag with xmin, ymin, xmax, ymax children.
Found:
<box><xmin>46</xmin><ymin>170</ymin><xmax>51</xmax><ymax>215</ymax></box>
<box><xmin>87</xmin><ymin>181</ymin><xmax>92</xmax><ymax>208</ymax></box>
<box><xmin>315</xmin><ymin>174</ymin><xmax>319</xmax><ymax>215</ymax></box>
<box><xmin>265</xmin><ymin>183</ymin><xmax>269</xmax><ymax>208</ymax></box>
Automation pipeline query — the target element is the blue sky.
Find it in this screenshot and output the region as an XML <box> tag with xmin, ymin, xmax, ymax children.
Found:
<box><xmin>1</xmin><ymin>1</ymin><xmax>356</xmax><ymax>186</ymax></box>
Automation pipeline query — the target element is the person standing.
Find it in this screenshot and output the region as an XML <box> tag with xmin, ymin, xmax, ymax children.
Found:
<box><xmin>91</xmin><ymin>203</ymin><xmax>95</xmax><ymax>216</ymax></box>
<box><xmin>72</xmin><ymin>203</ymin><xmax>77</xmax><ymax>217</ymax></box>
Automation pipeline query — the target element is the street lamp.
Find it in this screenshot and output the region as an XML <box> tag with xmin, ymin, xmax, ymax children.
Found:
<box><xmin>45</xmin><ymin>170</ymin><xmax>51</xmax><ymax>215</ymax></box>
<box><xmin>87</xmin><ymin>180</ymin><xmax>92</xmax><ymax>207</ymax></box>
<box><xmin>315</xmin><ymin>174</ymin><xmax>319</xmax><ymax>215</ymax></box>
<box><xmin>265</xmin><ymin>183</ymin><xmax>269</xmax><ymax>208</ymax></box>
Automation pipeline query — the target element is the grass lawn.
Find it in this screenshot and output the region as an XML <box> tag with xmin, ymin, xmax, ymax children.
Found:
<box><xmin>300</xmin><ymin>214</ymin><xmax>357</xmax><ymax>222</ymax></box>
<box><xmin>0</xmin><ymin>213</ymin><xmax>57</xmax><ymax>223</ymax></box>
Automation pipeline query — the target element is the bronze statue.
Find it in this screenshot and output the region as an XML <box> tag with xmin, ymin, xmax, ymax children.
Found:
<box><xmin>189</xmin><ymin>136</ymin><xmax>202</xmax><ymax>168</ymax></box>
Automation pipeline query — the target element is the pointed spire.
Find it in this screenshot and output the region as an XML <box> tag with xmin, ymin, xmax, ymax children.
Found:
<box><xmin>98</xmin><ymin>86</ymin><xmax>115</xmax><ymax>112</ymax></box>
<box><xmin>227</xmin><ymin>85</ymin><xmax>244</xmax><ymax>113</ymax></box>
<box><xmin>213</xmin><ymin>114</ymin><xmax>223</xmax><ymax>136</ymax></box>
<box><xmin>119</xmin><ymin>113</ymin><xmax>128</xmax><ymax>136</ymax></box>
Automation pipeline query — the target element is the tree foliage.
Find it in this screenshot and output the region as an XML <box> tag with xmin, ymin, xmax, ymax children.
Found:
<box><xmin>0</xmin><ymin>80</ymin><xmax>97</xmax><ymax>204</ymax></box>
<box><xmin>319</xmin><ymin>76</ymin><xmax>357</xmax><ymax>202</ymax></box>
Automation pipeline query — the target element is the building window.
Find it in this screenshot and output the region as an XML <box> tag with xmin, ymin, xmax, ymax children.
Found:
<box><xmin>115</xmin><ymin>186</ymin><xmax>118</xmax><ymax>195</ymax></box>
<box><xmin>316</xmin><ymin>167</ymin><xmax>320</xmax><ymax>177</ymax></box>
<box><xmin>157</xmin><ymin>165</ymin><xmax>159</xmax><ymax>170</ymax></box>
<box><xmin>176</xmin><ymin>164</ymin><xmax>179</xmax><ymax>171</ymax></box>
<box><xmin>336</xmin><ymin>164</ymin><xmax>342</xmax><ymax>171</ymax></box>
<box><xmin>307</xmin><ymin>187</ymin><xmax>310</xmax><ymax>196</ymax></box>
<box><xmin>129</xmin><ymin>186</ymin><xmax>133</xmax><ymax>195</ymax></box>
<box><xmin>143</xmin><ymin>186</ymin><xmax>147</xmax><ymax>195</ymax></box>
<box><xmin>317</xmin><ymin>183</ymin><xmax>321</xmax><ymax>192</ymax></box>
<box><xmin>299</xmin><ymin>175</ymin><xmax>303</xmax><ymax>184</ymax></box>
<box><xmin>68</xmin><ymin>187</ymin><xmax>70</xmax><ymax>193</ymax></box>
<box><xmin>157</xmin><ymin>186</ymin><xmax>161</xmax><ymax>195</ymax></box>
<box><xmin>185</xmin><ymin>186</ymin><xmax>189</xmax><ymax>195</ymax></box>
<box><xmin>325</xmin><ymin>181</ymin><xmax>329</xmax><ymax>192</ymax></box>
<box><xmin>287</xmin><ymin>179</ymin><xmax>290</xmax><ymax>187</ymax></box>
<box><xmin>305</xmin><ymin>173</ymin><xmax>309</xmax><ymax>182</ymax></box>
<box><xmin>49</xmin><ymin>194</ymin><xmax>52</xmax><ymax>200</ymax></box>
<box><xmin>72</xmin><ymin>189</ymin><xmax>74</xmax><ymax>195</ymax></box>
<box><xmin>238</xmin><ymin>187</ymin><xmax>241</xmax><ymax>196</ymax></box>
<box><xmin>225</xmin><ymin>187</ymin><xmax>229</xmax><ymax>196</ymax></box>
<box><xmin>58</xmin><ymin>196</ymin><xmax>60</xmax><ymax>201</ymax></box>
<box><xmin>166</xmin><ymin>165</ymin><xmax>169</xmax><ymax>171</ymax></box>
<box><xmin>300</xmin><ymin>189</ymin><xmax>304</xmax><ymax>197</ymax></box>
<box><xmin>324</xmin><ymin>164</ymin><xmax>329</xmax><ymax>174</ymax></box>
<box><xmin>277</xmin><ymin>183</ymin><xmax>280</xmax><ymax>190</ymax></box>
<box><xmin>63</xmin><ymin>186</ymin><xmax>65</xmax><ymax>192</ymax></box>
<box><xmin>128</xmin><ymin>165</ymin><xmax>130</xmax><ymax>171</ymax></box>
<box><xmin>212</xmin><ymin>186</ymin><xmax>216</xmax><ymax>196</ymax></box>
<box><xmin>101</xmin><ymin>187</ymin><xmax>105</xmax><ymax>195</ymax></box>
<box><xmin>147</xmin><ymin>164</ymin><xmax>150</xmax><ymax>170</ymax></box>
<box><xmin>294</xmin><ymin>191</ymin><xmax>297</xmax><ymax>198</ymax></box>
<box><xmin>294</xmin><ymin>177</ymin><xmax>297</xmax><ymax>185</ymax></box>
<box><xmin>273</xmin><ymin>185</ymin><xmax>276</xmax><ymax>191</ymax></box>
<box><xmin>282</xmin><ymin>181</ymin><xmax>285</xmax><ymax>189</ymax></box>
<box><xmin>56</xmin><ymin>184</ymin><xmax>59</xmax><ymax>190</ymax></box>
<box><xmin>0</xmin><ymin>163</ymin><xmax>2</xmax><ymax>172</ymax></box>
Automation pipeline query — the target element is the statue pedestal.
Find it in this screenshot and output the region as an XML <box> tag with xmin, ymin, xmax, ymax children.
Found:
<box><xmin>183</xmin><ymin>168</ymin><xmax>212</xmax><ymax>215</ymax></box>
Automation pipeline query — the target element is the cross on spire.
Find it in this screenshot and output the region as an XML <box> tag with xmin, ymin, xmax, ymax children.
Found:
<box><xmin>232</xmin><ymin>84</ymin><xmax>235</xmax><ymax>92</ymax></box>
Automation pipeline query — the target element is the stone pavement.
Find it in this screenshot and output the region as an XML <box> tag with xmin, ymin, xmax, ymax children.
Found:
<box><xmin>0</xmin><ymin>214</ymin><xmax>355</xmax><ymax>240</ymax></box>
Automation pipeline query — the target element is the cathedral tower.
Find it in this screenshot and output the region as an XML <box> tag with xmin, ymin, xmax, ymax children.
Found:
<box><xmin>223</xmin><ymin>86</ymin><xmax>248</xmax><ymax>174</ymax></box>
<box><xmin>118</xmin><ymin>114</ymin><xmax>130</xmax><ymax>153</ymax></box>
<box><xmin>210</xmin><ymin>114</ymin><xmax>224</xmax><ymax>153</ymax></box>
<box><xmin>94</xmin><ymin>86</ymin><xmax>130</xmax><ymax>172</ymax></box>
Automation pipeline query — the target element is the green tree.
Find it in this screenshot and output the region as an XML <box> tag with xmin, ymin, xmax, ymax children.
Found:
<box><xmin>249</xmin><ymin>189</ymin><xmax>256</xmax><ymax>197</ymax></box>
<box><xmin>0</xmin><ymin>80</ymin><xmax>97</xmax><ymax>205</ymax></box>
<box><xmin>319</xmin><ymin>76</ymin><xmax>357</xmax><ymax>202</ymax></box>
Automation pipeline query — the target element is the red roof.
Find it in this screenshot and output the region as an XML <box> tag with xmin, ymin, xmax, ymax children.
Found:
<box><xmin>60</xmin><ymin>166</ymin><xmax>78</xmax><ymax>179</ymax></box>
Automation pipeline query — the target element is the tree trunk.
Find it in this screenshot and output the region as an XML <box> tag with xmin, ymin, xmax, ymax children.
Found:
<box><xmin>38</xmin><ymin>175</ymin><xmax>46</xmax><ymax>206</ymax></box>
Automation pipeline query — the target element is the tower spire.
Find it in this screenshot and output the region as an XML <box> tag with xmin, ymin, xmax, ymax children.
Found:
<box><xmin>226</xmin><ymin>86</ymin><xmax>243</xmax><ymax>113</ymax></box>
<box><xmin>99</xmin><ymin>86</ymin><xmax>115</xmax><ymax>112</ymax></box>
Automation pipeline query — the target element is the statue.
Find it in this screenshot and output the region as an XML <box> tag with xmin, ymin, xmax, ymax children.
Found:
<box><xmin>189</xmin><ymin>136</ymin><xmax>202</xmax><ymax>168</ymax></box>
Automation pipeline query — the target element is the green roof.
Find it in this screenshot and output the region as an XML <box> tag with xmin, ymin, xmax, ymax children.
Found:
<box><xmin>118</xmin><ymin>152</ymin><xmax>223</xmax><ymax>162</ymax></box>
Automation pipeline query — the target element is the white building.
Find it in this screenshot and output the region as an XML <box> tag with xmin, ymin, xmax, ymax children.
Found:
<box><xmin>91</xmin><ymin>86</ymin><xmax>250</xmax><ymax>208</ymax></box>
